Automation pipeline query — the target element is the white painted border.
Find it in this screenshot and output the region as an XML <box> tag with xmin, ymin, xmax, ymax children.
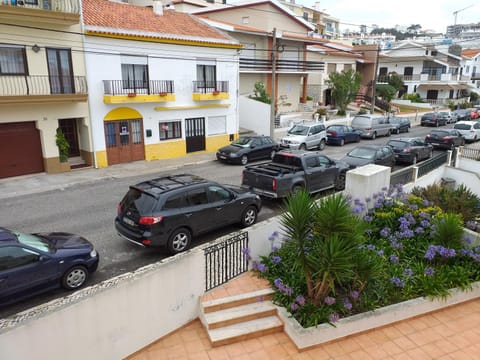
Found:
<box><xmin>278</xmin><ymin>281</ymin><xmax>480</xmax><ymax>349</ymax></box>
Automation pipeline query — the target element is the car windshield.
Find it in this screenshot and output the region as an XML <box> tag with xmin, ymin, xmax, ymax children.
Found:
<box><xmin>15</xmin><ymin>231</ymin><xmax>54</xmax><ymax>253</ymax></box>
<box><xmin>389</xmin><ymin>118</ymin><xmax>401</xmax><ymax>124</ymax></box>
<box><xmin>387</xmin><ymin>140</ymin><xmax>408</xmax><ymax>149</ymax></box>
<box><xmin>288</xmin><ymin>125</ymin><xmax>309</xmax><ymax>135</ymax></box>
<box><xmin>347</xmin><ymin>147</ymin><xmax>375</xmax><ymax>160</ymax></box>
<box><xmin>231</xmin><ymin>137</ymin><xmax>253</xmax><ymax>147</ymax></box>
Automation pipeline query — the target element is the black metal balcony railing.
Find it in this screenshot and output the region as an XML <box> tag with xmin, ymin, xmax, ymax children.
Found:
<box><xmin>192</xmin><ymin>81</ymin><xmax>228</xmax><ymax>94</ymax></box>
<box><xmin>0</xmin><ymin>75</ymin><xmax>87</xmax><ymax>96</ymax></box>
<box><xmin>240</xmin><ymin>58</ymin><xmax>324</xmax><ymax>72</ymax></box>
<box><xmin>0</xmin><ymin>0</ymin><xmax>80</xmax><ymax>14</ymax></box>
<box><xmin>103</xmin><ymin>80</ymin><xmax>174</xmax><ymax>96</ymax></box>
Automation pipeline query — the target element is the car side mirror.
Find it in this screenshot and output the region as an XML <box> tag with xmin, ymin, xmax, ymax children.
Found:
<box><xmin>39</xmin><ymin>255</ymin><xmax>49</xmax><ymax>262</ymax></box>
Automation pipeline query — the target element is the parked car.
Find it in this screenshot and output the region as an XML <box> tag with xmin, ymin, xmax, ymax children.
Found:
<box><xmin>216</xmin><ymin>135</ymin><xmax>279</xmax><ymax>165</ymax></box>
<box><xmin>115</xmin><ymin>174</ymin><xmax>262</xmax><ymax>254</ymax></box>
<box><xmin>438</xmin><ymin>111</ymin><xmax>457</xmax><ymax>124</ymax></box>
<box><xmin>351</xmin><ymin>114</ymin><xmax>392</xmax><ymax>139</ymax></box>
<box><xmin>468</xmin><ymin>108</ymin><xmax>479</xmax><ymax>120</ymax></box>
<box><xmin>340</xmin><ymin>145</ymin><xmax>395</xmax><ymax>169</ymax></box>
<box><xmin>453</xmin><ymin>121</ymin><xmax>480</xmax><ymax>142</ymax></box>
<box><xmin>452</xmin><ymin>109</ymin><xmax>471</xmax><ymax>121</ymax></box>
<box><xmin>386</xmin><ymin>137</ymin><xmax>433</xmax><ymax>164</ymax></box>
<box><xmin>0</xmin><ymin>227</ymin><xmax>99</xmax><ymax>306</ymax></box>
<box><xmin>326</xmin><ymin>125</ymin><xmax>361</xmax><ymax>146</ymax></box>
<box><xmin>425</xmin><ymin>129</ymin><xmax>465</xmax><ymax>150</ymax></box>
<box><xmin>280</xmin><ymin>121</ymin><xmax>327</xmax><ymax>150</ymax></box>
<box><xmin>420</xmin><ymin>112</ymin><xmax>448</xmax><ymax>127</ymax></box>
<box><xmin>388</xmin><ymin>116</ymin><xmax>411</xmax><ymax>134</ymax></box>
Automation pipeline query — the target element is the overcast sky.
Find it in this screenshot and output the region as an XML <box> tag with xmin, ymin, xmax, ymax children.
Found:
<box><xmin>300</xmin><ymin>0</ymin><xmax>478</xmax><ymax>34</ymax></box>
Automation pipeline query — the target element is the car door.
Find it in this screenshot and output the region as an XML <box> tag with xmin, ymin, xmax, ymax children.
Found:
<box><xmin>475</xmin><ymin>122</ymin><xmax>480</xmax><ymax>139</ymax></box>
<box><xmin>306</xmin><ymin>125</ymin><xmax>319</xmax><ymax>149</ymax></box>
<box><xmin>248</xmin><ymin>137</ymin><xmax>265</xmax><ymax>161</ymax></box>
<box><xmin>304</xmin><ymin>155</ymin><xmax>336</xmax><ymax>191</ymax></box>
<box><xmin>205</xmin><ymin>184</ymin><xmax>240</xmax><ymax>227</ymax></box>
<box><xmin>0</xmin><ymin>246</ymin><xmax>57</xmax><ymax>300</ymax></box>
<box><xmin>375</xmin><ymin>147</ymin><xmax>394</xmax><ymax>167</ymax></box>
<box><xmin>413</xmin><ymin>139</ymin><xmax>427</xmax><ymax>159</ymax></box>
<box><xmin>184</xmin><ymin>186</ymin><xmax>214</xmax><ymax>234</ymax></box>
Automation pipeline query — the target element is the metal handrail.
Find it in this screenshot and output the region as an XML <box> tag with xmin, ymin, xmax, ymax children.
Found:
<box><xmin>0</xmin><ymin>75</ymin><xmax>87</xmax><ymax>96</ymax></box>
<box><xmin>102</xmin><ymin>80</ymin><xmax>174</xmax><ymax>95</ymax></box>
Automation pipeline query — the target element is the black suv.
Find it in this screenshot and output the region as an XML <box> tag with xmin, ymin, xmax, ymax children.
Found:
<box><xmin>115</xmin><ymin>174</ymin><xmax>262</xmax><ymax>254</ymax></box>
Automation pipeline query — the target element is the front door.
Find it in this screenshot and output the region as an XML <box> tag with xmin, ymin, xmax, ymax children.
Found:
<box><xmin>58</xmin><ymin>118</ymin><xmax>80</xmax><ymax>157</ymax></box>
<box><xmin>104</xmin><ymin>119</ymin><xmax>145</xmax><ymax>165</ymax></box>
<box><xmin>46</xmin><ymin>48</ymin><xmax>74</xmax><ymax>94</ymax></box>
<box><xmin>185</xmin><ymin>117</ymin><xmax>205</xmax><ymax>153</ymax></box>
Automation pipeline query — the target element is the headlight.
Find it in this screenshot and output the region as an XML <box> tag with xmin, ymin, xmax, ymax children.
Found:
<box><xmin>90</xmin><ymin>249</ymin><xmax>98</xmax><ymax>257</ymax></box>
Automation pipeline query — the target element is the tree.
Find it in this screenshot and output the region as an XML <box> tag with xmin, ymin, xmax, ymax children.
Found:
<box><xmin>249</xmin><ymin>81</ymin><xmax>271</xmax><ymax>104</ymax></box>
<box><xmin>387</xmin><ymin>72</ymin><xmax>404</xmax><ymax>92</ymax></box>
<box><xmin>375</xmin><ymin>84</ymin><xmax>397</xmax><ymax>102</ymax></box>
<box><xmin>325</xmin><ymin>69</ymin><xmax>361</xmax><ymax>116</ymax></box>
<box><xmin>407</xmin><ymin>24</ymin><xmax>422</xmax><ymax>34</ymax></box>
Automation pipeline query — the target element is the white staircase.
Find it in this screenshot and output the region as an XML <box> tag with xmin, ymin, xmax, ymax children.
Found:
<box><xmin>199</xmin><ymin>288</ymin><xmax>283</xmax><ymax>347</ymax></box>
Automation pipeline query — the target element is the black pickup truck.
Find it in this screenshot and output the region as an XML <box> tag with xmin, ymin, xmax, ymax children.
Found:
<box><xmin>241</xmin><ymin>150</ymin><xmax>351</xmax><ymax>198</ymax></box>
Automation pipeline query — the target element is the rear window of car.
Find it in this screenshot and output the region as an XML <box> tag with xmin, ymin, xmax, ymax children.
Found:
<box><xmin>122</xmin><ymin>188</ymin><xmax>157</xmax><ymax>214</ymax></box>
<box><xmin>454</xmin><ymin>123</ymin><xmax>472</xmax><ymax>130</ymax></box>
<box><xmin>430</xmin><ymin>130</ymin><xmax>449</xmax><ymax>136</ymax></box>
<box><xmin>387</xmin><ymin>140</ymin><xmax>408</xmax><ymax>148</ymax></box>
<box><xmin>328</xmin><ymin>125</ymin><xmax>343</xmax><ymax>132</ymax></box>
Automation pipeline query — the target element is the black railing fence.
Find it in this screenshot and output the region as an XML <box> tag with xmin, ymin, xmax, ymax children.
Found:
<box><xmin>103</xmin><ymin>80</ymin><xmax>174</xmax><ymax>95</ymax></box>
<box><xmin>192</xmin><ymin>80</ymin><xmax>229</xmax><ymax>94</ymax></box>
<box><xmin>204</xmin><ymin>232</ymin><xmax>249</xmax><ymax>292</ymax></box>
<box><xmin>390</xmin><ymin>152</ymin><xmax>450</xmax><ymax>186</ymax></box>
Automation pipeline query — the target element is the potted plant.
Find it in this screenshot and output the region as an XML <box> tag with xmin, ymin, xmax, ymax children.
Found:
<box><xmin>127</xmin><ymin>92</ymin><xmax>136</xmax><ymax>97</ymax></box>
<box><xmin>159</xmin><ymin>92</ymin><xmax>167</xmax><ymax>97</ymax></box>
<box><xmin>56</xmin><ymin>129</ymin><xmax>70</xmax><ymax>163</ymax></box>
<box><xmin>212</xmin><ymin>89</ymin><xmax>220</xmax><ymax>95</ymax></box>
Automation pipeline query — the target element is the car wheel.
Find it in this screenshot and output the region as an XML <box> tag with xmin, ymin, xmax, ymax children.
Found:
<box><xmin>386</xmin><ymin>130</ymin><xmax>391</xmax><ymax>137</ymax></box>
<box><xmin>167</xmin><ymin>227</ymin><xmax>191</xmax><ymax>255</ymax></box>
<box><xmin>291</xmin><ymin>184</ymin><xmax>304</xmax><ymax>196</ymax></box>
<box><xmin>371</xmin><ymin>132</ymin><xmax>376</xmax><ymax>140</ymax></box>
<box><xmin>335</xmin><ymin>172</ymin><xmax>346</xmax><ymax>190</ymax></box>
<box><xmin>270</xmin><ymin>150</ymin><xmax>276</xmax><ymax>159</ymax></box>
<box><xmin>339</xmin><ymin>138</ymin><xmax>345</xmax><ymax>146</ymax></box>
<box><xmin>406</xmin><ymin>126</ymin><xmax>410</xmax><ymax>133</ymax></box>
<box><xmin>318</xmin><ymin>139</ymin><xmax>326</xmax><ymax>150</ymax></box>
<box><xmin>355</xmin><ymin>135</ymin><xmax>361</xmax><ymax>142</ymax></box>
<box><xmin>240</xmin><ymin>206</ymin><xmax>258</xmax><ymax>227</ymax></box>
<box><xmin>299</xmin><ymin>143</ymin><xmax>306</xmax><ymax>150</ymax></box>
<box><xmin>240</xmin><ymin>155</ymin><xmax>248</xmax><ymax>165</ymax></box>
<box><xmin>62</xmin><ymin>265</ymin><xmax>88</xmax><ymax>290</ymax></box>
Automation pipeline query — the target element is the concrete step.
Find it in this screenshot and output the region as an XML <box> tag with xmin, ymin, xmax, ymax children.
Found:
<box><xmin>207</xmin><ymin>315</ymin><xmax>283</xmax><ymax>347</ymax></box>
<box><xmin>202</xmin><ymin>288</ymin><xmax>274</xmax><ymax>313</ymax></box>
<box><xmin>204</xmin><ymin>301</ymin><xmax>277</xmax><ymax>329</ymax></box>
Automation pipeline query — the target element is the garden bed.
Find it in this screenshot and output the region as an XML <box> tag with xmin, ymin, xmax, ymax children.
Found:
<box><xmin>277</xmin><ymin>281</ymin><xmax>480</xmax><ymax>350</ymax></box>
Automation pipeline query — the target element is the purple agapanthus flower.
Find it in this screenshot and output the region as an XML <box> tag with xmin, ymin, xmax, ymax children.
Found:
<box><xmin>324</xmin><ymin>296</ymin><xmax>336</xmax><ymax>305</ymax></box>
<box><xmin>350</xmin><ymin>290</ymin><xmax>360</xmax><ymax>301</ymax></box>
<box><xmin>290</xmin><ymin>303</ymin><xmax>299</xmax><ymax>312</ymax></box>
<box><xmin>329</xmin><ymin>312</ymin><xmax>340</xmax><ymax>323</ymax></box>
<box><xmin>257</xmin><ymin>263</ymin><xmax>268</xmax><ymax>273</ymax></box>
<box><xmin>424</xmin><ymin>267</ymin><xmax>435</xmax><ymax>276</ymax></box>
<box><xmin>343</xmin><ymin>298</ymin><xmax>353</xmax><ymax>311</ymax></box>
<box><xmin>389</xmin><ymin>254</ymin><xmax>399</xmax><ymax>263</ymax></box>
<box><xmin>390</xmin><ymin>276</ymin><xmax>405</xmax><ymax>288</ymax></box>
<box><xmin>403</xmin><ymin>268</ymin><xmax>413</xmax><ymax>278</ymax></box>
<box><xmin>295</xmin><ymin>295</ymin><xmax>306</xmax><ymax>306</ymax></box>
<box><xmin>272</xmin><ymin>256</ymin><xmax>281</xmax><ymax>264</ymax></box>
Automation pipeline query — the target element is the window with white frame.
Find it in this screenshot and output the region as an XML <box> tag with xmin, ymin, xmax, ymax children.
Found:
<box><xmin>159</xmin><ymin>120</ymin><xmax>182</xmax><ymax>140</ymax></box>
<box><xmin>0</xmin><ymin>45</ymin><xmax>27</xmax><ymax>75</ymax></box>
<box><xmin>208</xmin><ymin>116</ymin><xmax>226</xmax><ymax>135</ymax></box>
<box><xmin>196</xmin><ymin>64</ymin><xmax>216</xmax><ymax>92</ymax></box>
<box><xmin>121</xmin><ymin>55</ymin><xmax>148</xmax><ymax>90</ymax></box>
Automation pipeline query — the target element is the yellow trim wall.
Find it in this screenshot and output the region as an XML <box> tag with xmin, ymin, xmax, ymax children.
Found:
<box><xmin>96</xmin><ymin>150</ymin><xmax>108</xmax><ymax>168</ymax></box>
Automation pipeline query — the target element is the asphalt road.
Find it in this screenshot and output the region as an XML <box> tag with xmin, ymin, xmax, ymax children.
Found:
<box><xmin>0</xmin><ymin>123</ymin><xmax>444</xmax><ymax>318</ymax></box>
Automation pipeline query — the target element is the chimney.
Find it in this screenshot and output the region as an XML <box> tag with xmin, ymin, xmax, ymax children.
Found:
<box><xmin>153</xmin><ymin>0</ymin><xmax>163</xmax><ymax>15</ymax></box>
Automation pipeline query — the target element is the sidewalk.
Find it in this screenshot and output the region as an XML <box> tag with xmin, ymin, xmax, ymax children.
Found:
<box><xmin>0</xmin><ymin>151</ymin><xmax>215</xmax><ymax>200</ymax></box>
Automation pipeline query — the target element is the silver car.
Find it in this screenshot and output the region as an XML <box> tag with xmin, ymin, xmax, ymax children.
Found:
<box><xmin>280</xmin><ymin>121</ymin><xmax>327</xmax><ymax>150</ymax></box>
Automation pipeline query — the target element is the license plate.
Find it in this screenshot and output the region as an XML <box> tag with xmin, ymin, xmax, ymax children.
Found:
<box><xmin>219</xmin><ymin>155</ymin><xmax>227</xmax><ymax>159</ymax></box>
<box><xmin>123</xmin><ymin>217</ymin><xmax>135</xmax><ymax>226</ymax></box>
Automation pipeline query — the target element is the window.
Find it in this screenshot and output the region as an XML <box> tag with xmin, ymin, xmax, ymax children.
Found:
<box><xmin>163</xmin><ymin>193</ymin><xmax>187</xmax><ymax>209</ymax></box>
<box><xmin>196</xmin><ymin>64</ymin><xmax>216</xmax><ymax>91</ymax></box>
<box><xmin>207</xmin><ymin>185</ymin><xmax>231</xmax><ymax>202</ymax></box>
<box><xmin>122</xmin><ymin>64</ymin><xmax>148</xmax><ymax>89</ymax></box>
<box><xmin>159</xmin><ymin>121</ymin><xmax>182</xmax><ymax>140</ymax></box>
<box><xmin>327</xmin><ymin>63</ymin><xmax>336</xmax><ymax>74</ymax></box>
<box><xmin>0</xmin><ymin>246</ymin><xmax>39</xmax><ymax>271</ymax></box>
<box><xmin>242</xmin><ymin>16</ymin><xmax>249</xmax><ymax>24</ymax></box>
<box><xmin>186</xmin><ymin>188</ymin><xmax>208</xmax><ymax>206</ymax></box>
<box><xmin>344</xmin><ymin>64</ymin><xmax>352</xmax><ymax>71</ymax></box>
<box><xmin>0</xmin><ymin>45</ymin><xmax>27</xmax><ymax>75</ymax></box>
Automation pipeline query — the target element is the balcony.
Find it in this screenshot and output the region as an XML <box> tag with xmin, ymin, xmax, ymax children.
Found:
<box><xmin>192</xmin><ymin>81</ymin><xmax>229</xmax><ymax>101</ymax></box>
<box><xmin>240</xmin><ymin>58</ymin><xmax>324</xmax><ymax>73</ymax></box>
<box><xmin>471</xmin><ymin>72</ymin><xmax>480</xmax><ymax>80</ymax></box>
<box><xmin>0</xmin><ymin>75</ymin><xmax>87</xmax><ymax>104</ymax></box>
<box><xmin>0</xmin><ymin>0</ymin><xmax>80</xmax><ymax>25</ymax></box>
<box><xmin>103</xmin><ymin>80</ymin><xmax>175</xmax><ymax>104</ymax></box>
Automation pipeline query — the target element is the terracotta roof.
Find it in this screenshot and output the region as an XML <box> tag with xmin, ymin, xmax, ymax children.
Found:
<box><xmin>82</xmin><ymin>0</ymin><xmax>239</xmax><ymax>46</ymax></box>
<box><xmin>462</xmin><ymin>49</ymin><xmax>480</xmax><ymax>59</ymax></box>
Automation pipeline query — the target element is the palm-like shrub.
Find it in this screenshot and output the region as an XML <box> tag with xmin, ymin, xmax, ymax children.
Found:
<box><xmin>253</xmin><ymin>186</ymin><xmax>480</xmax><ymax>328</ymax></box>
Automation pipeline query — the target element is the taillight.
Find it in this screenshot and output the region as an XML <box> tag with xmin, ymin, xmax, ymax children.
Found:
<box><xmin>272</xmin><ymin>178</ymin><xmax>277</xmax><ymax>191</ymax></box>
<box><xmin>328</xmin><ymin>131</ymin><xmax>337</xmax><ymax>136</ymax></box>
<box><xmin>117</xmin><ymin>203</ymin><xmax>122</xmax><ymax>215</ymax></box>
<box><xmin>442</xmin><ymin>136</ymin><xmax>452</xmax><ymax>141</ymax></box>
<box><xmin>142</xmin><ymin>239</ymin><xmax>152</xmax><ymax>246</ymax></box>
<box><xmin>402</xmin><ymin>148</ymin><xmax>411</xmax><ymax>153</ymax></box>
<box><xmin>139</xmin><ymin>216</ymin><xmax>163</xmax><ymax>225</ymax></box>
<box><xmin>426</xmin><ymin>135</ymin><xmax>431</xmax><ymax>138</ymax></box>
<box><xmin>365</xmin><ymin>127</ymin><xmax>372</xmax><ymax>131</ymax></box>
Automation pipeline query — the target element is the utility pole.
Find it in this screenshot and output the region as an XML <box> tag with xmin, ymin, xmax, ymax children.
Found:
<box><xmin>370</xmin><ymin>44</ymin><xmax>380</xmax><ymax>114</ymax></box>
<box><xmin>270</xmin><ymin>28</ymin><xmax>277</xmax><ymax>139</ymax></box>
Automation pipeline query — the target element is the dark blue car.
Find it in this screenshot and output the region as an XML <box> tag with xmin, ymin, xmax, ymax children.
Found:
<box><xmin>326</xmin><ymin>125</ymin><xmax>361</xmax><ymax>146</ymax></box>
<box><xmin>0</xmin><ymin>227</ymin><xmax>99</xmax><ymax>306</ymax></box>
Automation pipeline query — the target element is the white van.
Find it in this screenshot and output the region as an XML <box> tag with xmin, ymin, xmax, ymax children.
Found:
<box><xmin>351</xmin><ymin>115</ymin><xmax>392</xmax><ymax>139</ymax></box>
<box><xmin>453</xmin><ymin>121</ymin><xmax>480</xmax><ymax>142</ymax></box>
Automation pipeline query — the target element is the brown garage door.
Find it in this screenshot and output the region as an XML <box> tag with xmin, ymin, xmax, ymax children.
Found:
<box><xmin>0</xmin><ymin>122</ymin><xmax>44</xmax><ymax>179</ymax></box>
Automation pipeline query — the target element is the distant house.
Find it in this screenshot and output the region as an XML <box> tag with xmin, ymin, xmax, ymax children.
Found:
<box><xmin>461</xmin><ymin>48</ymin><xmax>480</xmax><ymax>93</ymax></box>
<box><xmin>377</xmin><ymin>41</ymin><xmax>473</xmax><ymax>106</ymax></box>
<box><xmin>82</xmin><ymin>0</ymin><xmax>241</xmax><ymax>167</ymax></box>
<box><xmin>0</xmin><ymin>0</ymin><xmax>91</xmax><ymax>178</ymax></box>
